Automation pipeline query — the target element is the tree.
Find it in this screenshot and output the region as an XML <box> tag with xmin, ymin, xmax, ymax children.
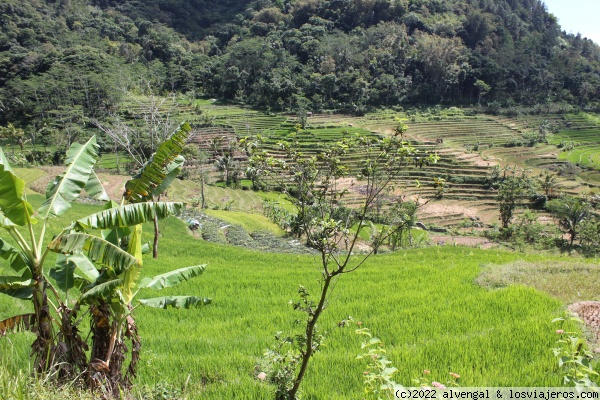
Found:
<box><xmin>579</xmin><ymin>216</ymin><xmax>600</xmax><ymax>256</ymax></box>
<box><xmin>386</xmin><ymin>199</ymin><xmax>419</xmax><ymax>250</ymax></box>
<box><xmin>0</xmin><ymin>124</ymin><xmax>209</xmax><ymax>395</ymax></box>
<box><xmin>546</xmin><ymin>196</ymin><xmax>591</xmax><ymax>246</ymax></box>
<box><xmin>293</xmin><ymin>95</ymin><xmax>312</xmax><ymax>129</ymax></box>
<box><xmin>123</xmin><ymin>122</ymin><xmax>191</xmax><ymax>258</ymax></box>
<box><xmin>93</xmin><ymin>101</ymin><xmax>186</xmax><ymax>258</ymax></box>
<box><xmin>246</xmin><ymin>132</ymin><xmax>438</xmax><ymax>399</ymax></box>
<box><xmin>0</xmin><ymin>123</ymin><xmax>25</xmax><ymax>152</ymax></box>
<box><xmin>46</xmin><ymin>105</ymin><xmax>86</xmax><ymax>150</ymax></box>
<box><xmin>215</xmin><ymin>153</ymin><xmax>240</xmax><ymax>187</ymax></box>
<box><xmin>181</xmin><ymin>146</ymin><xmax>210</xmax><ymax>209</ymax></box>
<box><xmin>93</xmin><ymin>93</ymin><xmax>180</xmax><ymax>169</ymax></box>
<box><xmin>474</xmin><ymin>79</ymin><xmax>491</xmax><ymax>105</ymax></box>
<box><xmin>496</xmin><ymin>170</ymin><xmax>536</xmax><ymax>229</ymax></box>
<box><xmin>537</xmin><ymin>171</ymin><xmax>560</xmax><ymax>199</ymax></box>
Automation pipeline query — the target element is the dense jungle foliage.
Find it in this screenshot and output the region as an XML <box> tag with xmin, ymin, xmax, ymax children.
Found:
<box><xmin>1</xmin><ymin>0</ymin><xmax>600</xmax><ymax>130</ymax></box>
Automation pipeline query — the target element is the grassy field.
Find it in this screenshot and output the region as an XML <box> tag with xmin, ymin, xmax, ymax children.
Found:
<box><xmin>130</xmin><ymin>230</ymin><xmax>575</xmax><ymax>397</ymax></box>
<box><xmin>552</xmin><ymin>127</ymin><xmax>600</xmax><ymax>170</ymax></box>
<box><xmin>0</xmin><ymin>194</ymin><xmax>590</xmax><ymax>398</ymax></box>
<box><xmin>524</xmin><ymin>113</ymin><xmax>600</xmax><ymax>172</ymax></box>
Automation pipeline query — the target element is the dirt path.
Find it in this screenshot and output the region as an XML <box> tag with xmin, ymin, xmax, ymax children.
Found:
<box><xmin>97</xmin><ymin>173</ymin><xmax>129</xmax><ymax>200</ymax></box>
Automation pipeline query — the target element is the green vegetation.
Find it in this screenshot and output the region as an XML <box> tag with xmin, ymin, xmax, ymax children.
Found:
<box><xmin>553</xmin><ymin>126</ymin><xmax>600</xmax><ymax>171</ymax></box>
<box><xmin>546</xmin><ymin>196</ymin><xmax>592</xmax><ymax>246</ymax></box>
<box><xmin>2</xmin><ymin>212</ymin><xmax>578</xmax><ymax>398</ymax></box>
<box><xmin>246</xmin><ymin>127</ymin><xmax>441</xmax><ymax>398</ymax></box>
<box><xmin>204</xmin><ymin>210</ymin><xmax>284</xmax><ymax>235</ymax></box>
<box><xmin>553</xmin><ymin>315</ymin><xmax>599</xmax><ymax>388</ymax></box>
<box><xmin>2</xmin><ymin>0</ymin><xmax>600</xmax><ymax>396</ymax></box>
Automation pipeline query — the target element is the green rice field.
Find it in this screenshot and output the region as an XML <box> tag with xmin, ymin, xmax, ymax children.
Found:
<box><xmin>551</xmin><ymin>126</ymin><xmax>600</xmax><ymax>170</ymax></box>
<box><xmin>0</xmin><ymin>194</ymin><xmax>588</xmax><ymax>399</ymax></box>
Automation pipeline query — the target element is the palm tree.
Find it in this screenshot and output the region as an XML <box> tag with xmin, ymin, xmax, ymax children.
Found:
<box><xmin>538</xmin><ymin>171</ymin><xmax>560</xmax><ymax>198</ymax></box>
<box><xmin>547</xmin><ymin>196</ymin><xmax>591</xmax><ymax>246</ymax></box>
<box><xmin>215</xmin><ymin>154</ymin><xmax>239</xmax><ymax>186</ymax></box>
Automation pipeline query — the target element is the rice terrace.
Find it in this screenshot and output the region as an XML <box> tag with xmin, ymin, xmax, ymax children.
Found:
<box><xmin>2</xmin><ymin>0</ymin><xmax>600</xmax><ymax>398</ymax></box>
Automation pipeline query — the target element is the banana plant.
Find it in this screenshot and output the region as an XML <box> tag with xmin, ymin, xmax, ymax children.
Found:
<box><xmin>124</xmin><ymin>122</ymin><xmax>189</xmax><ymax>258</ymax></box>
<box><xmin>0</xmin><ymin>122</ymin><xmax>210</xmax><ymax>393</ymax></box>
<box><xmin>0</xmin><ymin>136</ymin><xmax>109</xmax><ymax>372</ymax></box>
<box><xmin>47</xmin><ymin>214</ymin><xmax>209</xmax><ymax>392</ymax></box>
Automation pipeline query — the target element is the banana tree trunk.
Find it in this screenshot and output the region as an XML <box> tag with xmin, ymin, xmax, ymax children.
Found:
<box><xmin>32</xmin><ymin>276</ymin><xmax>54</xmax><ymax>373</ymax></box>
<box><xmin>153</xmin><ymin>195</ymin><xmax>160</xmax><ymax>258</ymax></box>
<box><xmin>200</xmin><ymin>171</ymin><xmax>206</xmax><ymax>210</ymax></box>
<box><xmin>153</xmin><ymin>213</ymin><xmax>159</xmax><ymax>259</ymax></box>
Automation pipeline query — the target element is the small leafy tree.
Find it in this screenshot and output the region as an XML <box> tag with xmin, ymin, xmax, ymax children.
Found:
<box><xmin>293</xmin><ymin>95</ymin><xmax>311</xmax><ymax>129</ymax></box>
<box><xmin>546</xmin><ymin>196</ymin><xmax>591</xmax><ymax>246</ymax></box>
<box><xmin>537</xmin><ymin>171</ymin><xmax>560</xmax><ymax>199</ymax></box>
<box><xmin>579</xmin><ymin>216</ymin><xmax>600</xmax><ymax>257</ymax></box>
<box><xmin>246</xmin><ymin>132</ymin><xmax>438</xmax><ymax>399</ymax></box>
<box><xmin>0</xmin><ymin>123</ymin><xmax>210</xmax><ymax>395</ymax></box>
<box><xmin>0</xmin><ymin>123</ymin><xmax>25</xmax><ymax>152</ymax></box>
<box><xmin>355</xmin><ymin>326</ymin><xmax>404</xmax><ymax>397</ymax></box>
<box><xmin>387</xmin><ymin>200</ymin><xmax>419</xmax><ymax>250</ymax></box>
<box><xmin>496</xmin><ymin>169</ymin><xmax>536</xmax><ymax>229</ymax></box>
<box><xmin>509</xmin><ymin>210</ymin><xmax>561</xmax><ymax>251</ymax></box>
<box><xmin>553</xmin><ymin>314</ymin><xmax>599</xmax><ymax>387</ymax></box>
<box><xmin>215</xmin><ymin>154</ymin><xmax>240</xmax><ymax>187</ymax></box>
<box><xmin>474</xmin><ymin>79</ymin><xmax>491</xmax><ymax>105</ymax></box>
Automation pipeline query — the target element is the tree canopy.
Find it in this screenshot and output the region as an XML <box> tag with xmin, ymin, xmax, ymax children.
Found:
<box><xmin>1</xmin><ymin>0</ymin><xmax>600</xmax><ymax>129</ymax></box>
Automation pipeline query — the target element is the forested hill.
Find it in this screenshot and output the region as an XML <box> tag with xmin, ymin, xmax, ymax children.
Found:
<box><xmin>1</xmin><ymin>0</ymin><xmax>600</xmax><ymax>128</ymax></box>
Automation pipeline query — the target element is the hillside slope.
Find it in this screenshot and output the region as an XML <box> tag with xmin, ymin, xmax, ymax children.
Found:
<box><xmin>1</xmin><ymin>0</ymin><xmax>599</xmax><ymax>130</ymax></box>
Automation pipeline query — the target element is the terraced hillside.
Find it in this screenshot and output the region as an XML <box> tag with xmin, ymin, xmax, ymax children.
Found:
<box><xmin>206</xmin><ymin>113</ymin><xmax>501</xmax><ymax>228</ymax></box>
<box><xmin>488</xmin><ymin>113</ymin><xmax>600</xmax><ymax>187</ymax></box>
<box><xmin>103</xmin><ymin>98</ymin><xmax>600</xmax><ymax>229</ymax></box>
<box><xmin>550</xmin><ymin>115</ymin><xmax>600</xmax><ymax>171</ymax></box>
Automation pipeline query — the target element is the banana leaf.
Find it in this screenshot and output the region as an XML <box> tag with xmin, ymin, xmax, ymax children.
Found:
<box><xmin>0</xmin><ymin>270</ymin><xmax>33</xmax><ymax>290</ymax></box>
<box><xmin>48</xmin><ymin>233</ymin><xmax>137</xmax><ymax>275</ymax></box>
<box><xmin>122</xmin><ymin>225</ymin><xmax>143</xmax><ymax>305</ymax></box>
<box><xmin>84</xmin><ymin>171</ymin><xmax>110</xmax><ymax>201</ymax></box>
<box><xmin>0</xmin><ymin>238</ymin><xmax>29</xmax><ymax>274</ymax></box>
<box><xmin>74</xmin><ymin>202</ymin><xmax>184</xmax><ymax>230</ymax></box>
<box><xmin>0</xmin><ymin>147</ymin><xmax>34</xmax><ymax>226</ymax></box>
<box><xmin>152</xmin><ymin>155</ymin><xmax>185</xmax><ymax>198</ymax></box>
<box><xmin>0</xmin><ymin>314</ymin><xmax>35</xmax><ymax>337</ymax></box>
<box><xmin>49</xmin><ymin>253</ymin><xmax>101</xmax><ymax>294</ymax></box>
<box><xmin>68</xmin><ymin>252</ymin><xmax>100</xmax><ymax>283</ymax></box>
<box><xmin>99</xmin><ymin>200</ymin><xmax>132</xmax><ymax>246</ymax></box>
<box><xmin>39</xmin><ymin>136</ymin><xmax>100</xmax><ymax>219</ymax></box>
<box><xmin>0</xmin><ymin>213</ymin><xmax>16</xmax><ymax>228</ymax></box>
<box><xmin>80</xmin><ymin>279</ymin><xmax>122</xmax><ymax>304</ymax></box>
<box><xmin>124</xmin><ymin>122</ymin><xmax>191</xmax><ymax>203</ymax></box>
<box><xmin>0</xmin><ymin>287</ymin><xmax>33</xmax><ymax>299</ymax></box>
<box><xmin>139</xmin><ymin>265</ymin><xmax>207</xmax><ymax>290</ymax></box>
<box><xmin>49</xmin><ymin>255</ymin><xmax>75</xmax><ymax>292</ymax></box>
